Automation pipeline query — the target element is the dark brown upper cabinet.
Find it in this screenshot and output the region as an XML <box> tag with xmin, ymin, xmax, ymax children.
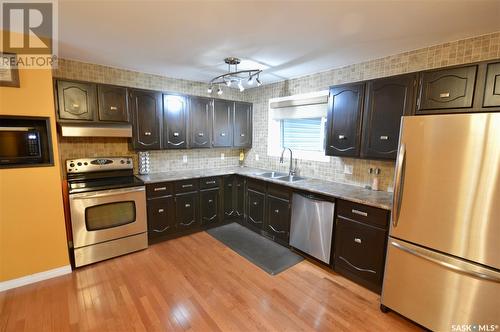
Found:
<box><xmin>97</xmin><ymin>85</ymin><xmax>129</xmax><ymax>122</ymax></box>
<box><xmin>416</xmin><ymin>65</ymin><xmax>477</xmax><ymax>113</ymax></box>
<box><xmin>233</xmin><ymin>101</ymin><xmax>252</xmax><ymax>148</ymax></box>
<box><xmin>361</xmin><ymin>74</ymin><xmax>416</xmax><ymax>160</ymax></box>
<box><xmin>189</xmin><ymin>96</ymin><xmax>212</xmax><ymax>148</ymax></box>
<box><xmin>483</xmin><ymin>62</ymin><xmax>500</xmax><ymax>107</ymax></box>
<box><xmin>325</xmin><ymin>83</ymin><xmax>364</xmax><ymax>157</ymax></box>
<box><xmin>163</xmin><ymin>94</ymin><xmax>188</xmax><ymax>149</ymax></box>
<box><xmin>56</xmin><ymin>80</ymin><xmax>97</xmax><ymax>121</ymax></box>
<box><xmin>213</xmin><ymin>99</ymin><xmax>234</xmax><ymax>147</ymax></box>
<box><xmin>130</xmin><ymin>89</ymin><xmax>162</xmax><ymax>150</ymax></box>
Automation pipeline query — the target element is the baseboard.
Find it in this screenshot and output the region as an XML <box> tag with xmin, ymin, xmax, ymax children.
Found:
<box><xmin>0</xmin><ymin>265</ymin><xmax>72</xmax><ymax>292</ymax></box>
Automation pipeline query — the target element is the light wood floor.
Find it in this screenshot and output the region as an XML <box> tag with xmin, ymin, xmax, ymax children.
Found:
<box><xmin>0</xmin><ymin>230</ymin><xmax>422</xmax><ymax>331</ymax></box>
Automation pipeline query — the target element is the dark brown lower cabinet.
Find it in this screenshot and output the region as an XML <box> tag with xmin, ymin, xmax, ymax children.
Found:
<box><xmin>334</xmin><ymin>217</ymin><xmax>387</xmax><ymax>293</ymax></box>
<box><xmin>223</xmin><ymin>175</ymin><xmax>236</xmax><ymax>220</ymax></box>
<box><xmin>147</xmin><ymin>196</ymin><xmax>175</xmax><ymax>242</ymax></box>
<box><xmin>200</xmin><ymin>189</ymin><xmax>220</xmax><ymax>226</ymax></box>
<box><xmin>175</xmin><ymin>193</ymin><xmax>199</xmax><ymax>230</ymax></box>
<box><xmin>265</xmin><ymin>195</ymin><xmax>290</xmax><ymax>243</ymax></box>
<box><xmin>247</xmin><ymin>189</ymin><xmax>265</xmax><ymax>229</ymax></box>
<box><xmin>234</xmin><ymin>177</ymin><xmax>245</xmax><ymax>218</ymax></box>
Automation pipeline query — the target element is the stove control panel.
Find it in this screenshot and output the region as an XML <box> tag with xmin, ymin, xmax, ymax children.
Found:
<box><xmin>66</xmin><ymin>157</ymin><xmax>133</xmax><ymax>173</ymax></box>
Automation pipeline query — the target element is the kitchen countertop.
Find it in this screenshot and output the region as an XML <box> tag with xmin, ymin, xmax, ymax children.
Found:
<box><xmin>137</xmin><ymin>166</ymin><xmax>393</xmax><ymax>210</ymax></box>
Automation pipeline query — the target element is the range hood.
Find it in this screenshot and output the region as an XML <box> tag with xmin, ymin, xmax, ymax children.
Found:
<box><xmin>59</xmin><ymin>123</ymin><xmax>132</xmax><ymax>137</ymax></box>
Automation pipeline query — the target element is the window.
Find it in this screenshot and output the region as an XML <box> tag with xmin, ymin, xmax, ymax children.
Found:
<box><xmin>268</xmin><ymin>91</ymin><xmax>330</xmax><ymax>162</ymax></box>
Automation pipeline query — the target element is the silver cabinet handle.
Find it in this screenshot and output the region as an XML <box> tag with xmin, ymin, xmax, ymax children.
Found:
<box><xmin>153</xmin><ymin>225</ymin><xmax>170</xmax><ymax>233</ymax></box>
<box><xmin>154</xmin><ymin>187</ymin><xmax>167</xmax><ymax>191</ymax></box>
<box><xmin>72</xmin><ymin>103</ymin><xmax>79</xmax><ymax>108</ymax></box>
<box><xmin>439</xmin><ymin>92</ymin><xmax>450</xmax><ymax>98</ymax></box>
<box><xmin>274</xmin><ymin>209</ymin><xmax>279</xmax><ymax>214</ymax></box>
<box><xmin>208</xmin><ymin>199</ymin><xmax>213</xmax><ymax>203</ymax></box>
<box><xmin>158</xmin><ymin>208</ymin><xmax>164</xmax><ymax>213</ymax></box>
<box><xmin>185</xmin><ymin>203</ymin><xmax>191</xmax><ymax>208</ymax></box>
<box><xmin>110</xmin><ymin>106</ymin><xmax>118</xmax><ymax>111</ymax></box>
<box><xmin>354</xmin><ymin>238</ymin><xmax>362</xmax><ymax>244</ymax></box>
<box><xmin>144</xmin><ymin>132</ymin><xmax>152</xmax><ymax>136</ymax></box>
<box><xmin>391</xmin><ymin>241</ymin><xmax>500</xmax><ymax>283</ymax></box>
<box><xmin>198</xmin><ymin>132</ymin><xmax>204</xmax><ymax>137</ymax></box>
<box><xmin>268</xmin><ymin>224</ymin><xmax>287</xmax><ymax>234</ymax></box>
<box><xmin>253</xmin><ymin>201</ymin><xmax>258</xmax><ymax>206</ymax></box>
<box><xmin>380</xmin><ymin>135</ymin><xmax>389</xmax><ymax>140</ymax></box>
<box><xmin>352</xmin><ymin>209</ymin><xmax>368</xmax><ymax>217</ymax></box>
<box><xmin>220</xmin><ymin>132</ymin><xmax>226</xmax><ymax>137</ymax></box>
<box><xmin>173</xmin><ymin>132</ymin><xmax>180</xmax><ymax>137</ymax></box>
<box><xmin>392</xmin><ymin>143</ymin><xmax>406</xmax><ymax>228</ymax></box>
<box><xmin>182</xmin><ymin>184</ymin><xmax>193</xmax><ymax>188</ymax></box>
<box><xmin>338</xmin><ymin>135</ymin><xmax>346</xmax><ymax>140</ymax></box>
<box><xmin>240</xmin><ymin>133</ymin><xmax>245</xmax><ymax>137</ymax></box>
<box><xmin>70</xmin><ymin>186</ymin><xmax>144</xmax><ymax>199</ymax></box>
<box><xmin>206</xmin><ymin>180</ymin><xmax>216</xmax><ymax>185</ymax></box>
<box><xmin>338</xmin><ymin>257</ymin><xmax>376</xmax><ymax>274</ymax></box>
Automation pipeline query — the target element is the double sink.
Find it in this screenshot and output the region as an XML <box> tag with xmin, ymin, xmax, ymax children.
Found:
<box><xmin>256</xmin><ymin>171</ymin><xmax>306</xmax><ymax>183</ymax></box>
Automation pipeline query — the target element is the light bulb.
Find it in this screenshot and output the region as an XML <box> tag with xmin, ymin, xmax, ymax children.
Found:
<box><xmin>238</xmin><ymin>81</ymin><xmax>244</xmax><ymax>92</ymax></box>
<box><xmin>207</xmin><ymin>86</ymin><xmax>213</xmax><ymax>93</ymax></box>
<box><xmin>248</xmin><ymin>75</ymin><xmax>254</xmax><ymax>85</ymax></box>
<box><xmin>256</xmin><ymin>77</ymin><xmax>262</xmax><ymax>87</ymax></box>
<box><xmin>217</xmin><ymin>86</ymin><xmax>223</xmax><ymax>95</ymax></box>
<box><xmin>226</xmin><ymin>79</ymin><xmax>232</xmax><ymax>87</ymax></box>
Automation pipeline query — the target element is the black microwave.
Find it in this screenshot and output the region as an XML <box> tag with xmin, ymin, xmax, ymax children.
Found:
<box><xmin>0</xmin><ymin>127</ymin><xmax>43</xmax><ymax>165</ymax></box>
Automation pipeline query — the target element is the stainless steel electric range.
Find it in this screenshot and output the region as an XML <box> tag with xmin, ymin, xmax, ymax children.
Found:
<box><xmin>66</xmin><ymin>157</ymin><xmax>147</xmax><ymax>267</ymax></box>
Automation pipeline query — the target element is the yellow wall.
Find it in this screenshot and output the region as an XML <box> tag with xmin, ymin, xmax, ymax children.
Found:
<box><xmin>0</xmin><ymin>58</ymin><xmax>69</xmax><ymax>281</ymax></box>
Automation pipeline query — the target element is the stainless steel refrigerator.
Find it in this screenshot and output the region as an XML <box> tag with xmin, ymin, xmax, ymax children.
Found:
<box><xmin>381</xmin><ymin>113</ymin><xmax>500</xmax><ymax>331</ymax></box>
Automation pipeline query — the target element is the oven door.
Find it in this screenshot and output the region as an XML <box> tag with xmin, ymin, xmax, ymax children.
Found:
<box><xmin>69</xmin><ymin>186</ymin><xmax>147</xmax><ymax>248</ymax></box>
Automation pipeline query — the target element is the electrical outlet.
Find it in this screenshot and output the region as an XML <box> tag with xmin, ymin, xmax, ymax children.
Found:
<box><xmin>182</xmin><ymin>155</ymin><xmax>188</xmax><ymax>163</ymax></box>
<box><xmin>344</xmin><ymin>164</ymin><xmax>353</xmax><ymax>175</ymax></box>
<box><xmin>220</xmin><ymin>153</ymin><xmax>225</xmax><ymax>160</ymax></box>
<box><xmin>255</xmin><ymin>154</ymin><xmax>259</xmax><ymax>161</ymax></box>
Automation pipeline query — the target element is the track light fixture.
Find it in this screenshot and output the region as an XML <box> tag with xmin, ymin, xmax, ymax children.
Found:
<box><xmin>208</xmin><ymin>57</ymin><xmax>262</xmax><ymax>94</ymax></box>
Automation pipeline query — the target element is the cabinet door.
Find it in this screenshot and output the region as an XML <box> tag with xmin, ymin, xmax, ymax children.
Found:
<box><xmin>97</xmin><ymin>85</ymin><xmax>129</xmax><ymax>122</ymax></box>
<box><xmin>147</xmin><ymin>197</ymin><xmax>175</xmax><ymax>240</ymax></box>
<box><xmin>175</xmin><ymin>193</ymin><xmax>199</xmax><ymax>229</ymax></box>
<box><xmin>190</xmin><ymin>96</ymin><xmax>212</xmax><ymax>148</ymax></box>
<box><xmin>233</xmin><ymin>102</ymin><xmax>252</xmax><ymax>148</ymax></box>
<box><xmin>234</xmin><ymin>177</ymin><xmax>245</xmax><ymax>219</ymax></box>
<box><xmin>266</xmin><ymin>195</ymin><xmax>290</xmax><ymax>242</ymax></box>
<box><xmin>325</xmin><ymin>83</ymin><xmax>364</xmax><ymax>157</ymax></box>
<box><xmin>334</xmin><ymin>216</ymin><xmax>387</xmax><ymax>293</ymax></box>
<box><xmin>361</xmin><ymin>74</ymin><xmax>416</xmax><ymax>159</ymax></box>
<box><xmin>200</xmin><ymin>189</ymin><xmax>220</xmax><ymax>226</ymax></box>
<box><xmin>223</xmin><ymin>175</ymin><xmax>236</xmax><ymax>220</ymax></box>
<box><xmin>56</xmin><ymin>80</ymin><xmax>97</xmax><ymax>121</ymax></box>
<box><xmin>163</xmin><ymin>94</ymin><xmax>187</xmax><ymax>149</ymax></box>
<box><xmin>247</xmin><ymin>189</ymin><xmax>265</xmax><ymax>229</ymax></box>
<box><xmin>417</xmin><ymin>65</ymin><xmax>477</xmax><ymax>112</ymax></box>
<box><xmin>130</xmin><ymin>89</ymin><xmax>162</xmax><ymax>150</ymax></box>
<box><xmin>213</xmin><ymin>99</ymin><xmax>233</xmax><ymax>147</ymax></box>
<box><xmin>483</xmin><ymin>62</ymin><xmax>500</xmax><ymax>107</ymax></box>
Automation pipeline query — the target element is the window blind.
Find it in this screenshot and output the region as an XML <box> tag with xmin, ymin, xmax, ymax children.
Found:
<box><xmin>281</xmin><ymin>118</ymin><xmax>324</xmax><ymax>152</ymax></box>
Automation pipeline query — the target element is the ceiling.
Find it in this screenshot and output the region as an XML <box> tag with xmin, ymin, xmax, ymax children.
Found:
<box><xmin>58</xmin><ymin>0</ymin><xmax>500</xmax><ymax>85</ymax></box>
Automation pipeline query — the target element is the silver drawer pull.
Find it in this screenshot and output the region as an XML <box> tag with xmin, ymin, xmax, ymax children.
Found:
<box><xmin>185</xmin><ymin>203</ymin><xmax>191</xmax><ymax>208</ymax></box>
<box><xmin>206</xmin><ymin>180</ymin><xmax>216</xmax><ymax>184</ymax></box>
<box><xmin>352</xmin><ymin>209</ymin><xmax>368</xmax><ymax>217</ymax></box>
<box><xmin>182</xmin><ymin>184</ymin><xmax>193</xmax><ymax>188</ymax></box>
<box><xmin>198</xmin><ymin>132</ymin><xmax>204</xmax><ymax>137</ymax></box>
<box><xmin>208</xmin><ymin>199</ymin><xmax>213</xmax><ymax>203</ymax></box>
<box><xmin>354</xmin><ymin>238</ymin><xmax>362</xmax><ymax>244</ymax></box>
<box><xmin>110</xmin><ymin>106</ymin><xmax>118</xmax><ymax>111</ymax></box>
<box><xmin>439</xmin><ymin>92</ymin><xmax>450</xmax><ymax>98</ymax></box>
<box><xmin>338</xmin><ymin>134</ymin><xmax>346</xmax><ymax>140</ymax></box>
<box><xmin>144</xmin><ymin>131</ymin><xmax>152</xmax><ymax>136</ymax></box>
<box><xmin>227</xmin><ymin>184</ymin><xmax>232</xmax><ymax>187</ymax></box>
<box><xmin>154</xmin><ymin>187</ymin><xmax>167</xmax><ymax>191</ymax></box>
<box><xmin>158</xmin><ymin>208</ymin><xmax>164</xmax><ymax>213</ymax></box>
<box><xmin>380</xmin><ymin>135</ymin><xmax>389</xmax><ymax>140</ymax></box>
<box><xmin>72</xmin><ymin>103</ymin><xmax>79</xmax><ymax>108</ymax></box>
<box><xmin>240</xmin><ymin>133</ymin><xmax>245</xmax><ymax>137</ymax></box>
<box><xmin>253</xmin><ymin>201</ymin><xmax>258</xmax><ymax>206</ymax></box>
<box><xmin>220</xmin><ymin>132</ymin><xmax>226</xmax><ymax>137</ymax></box>
<box><xmin>173</xmin><ymin>132</ymin><xmax>180</xmax><ymax>137</ymax></box>
<box><xmin>274</xmin><ymin>209</ymin><xmax>279</xmax><ymax>214</ymax></box>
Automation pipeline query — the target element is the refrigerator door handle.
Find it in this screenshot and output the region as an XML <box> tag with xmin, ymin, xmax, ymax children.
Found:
<box><xmin>391</xmin><ymin>143</ymin><xmax>406</xmax><ymax>228</ymax></box>
<box><xmin>390</xmin><ymin>240</ymin><xmax>500</xmax><ymax>283</ymax></box>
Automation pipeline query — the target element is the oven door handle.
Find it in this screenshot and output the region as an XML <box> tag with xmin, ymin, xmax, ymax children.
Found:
<box><xmin>70</xmin><ymin>186</ymin><xmax>145</xmax><ymax>199</ymax></box>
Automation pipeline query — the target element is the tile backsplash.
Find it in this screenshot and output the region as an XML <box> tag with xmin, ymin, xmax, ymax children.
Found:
<box><xmin>55</xmin><ymin>31</ymin><xmax>500</xmax><ymax>190</ymax></box>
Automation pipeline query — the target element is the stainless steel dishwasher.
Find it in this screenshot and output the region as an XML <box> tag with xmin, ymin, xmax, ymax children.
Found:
<box><xmin>290</xmin><ymin>193</ymin><xmax>335</xmax><ymax>264</ymax></box>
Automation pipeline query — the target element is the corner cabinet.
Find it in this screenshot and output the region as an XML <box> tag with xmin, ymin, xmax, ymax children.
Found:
<box><xmin>130</xmin><ymin>89</ymin><xmax>162</xmax><ymax>150</ymax></box>
<box><xmin>325</xmin><ymin>83</ymin><xmax>364</xmax><ymax>157</ymax></box>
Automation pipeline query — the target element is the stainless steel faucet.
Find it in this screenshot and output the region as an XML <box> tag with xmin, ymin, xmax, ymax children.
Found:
<box><xmin>280</xmin><ymin>147</ymin><xmax>296</xmax><ymax>176</ymax></box>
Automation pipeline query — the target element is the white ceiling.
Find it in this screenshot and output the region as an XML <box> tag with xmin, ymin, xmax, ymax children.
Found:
<box><xmin>58</xmin><ymin>0</ymin><xmax>500</xmax><ymax>85</ymax></box>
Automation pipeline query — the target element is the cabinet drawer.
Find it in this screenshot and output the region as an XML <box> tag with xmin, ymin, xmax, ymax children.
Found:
<box><xmin>267</xmin><ymin>183</ymin><xmax>290</xmax><ymax>200</ymax></box>
<box><xmin>334</xmin><ymin>216</ymin><xmax>387</xmax><ymax>290</ymax></box>
<box><xmin>200</xmin><ymin>176</ymin><xmax>220</xmax><ymax>190</ymax></box>
<box><xmin>247</xmin><ymin>179</ymin><xmax>266</xmax><ymax>193</ymax></box>
<box><xmin>336</xmin><ymin>199</ymin><xmax>389</xmax><ymax>229</ymax></box>
<box><xmin>146</xmin><ymin>182</ymin><xmax>173</xmax><ymax>198</ymax></box>
<box><xmin>175</xmin><ymin>179</ymin><xmax>199</xmax><ymax>194</ymax></box>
